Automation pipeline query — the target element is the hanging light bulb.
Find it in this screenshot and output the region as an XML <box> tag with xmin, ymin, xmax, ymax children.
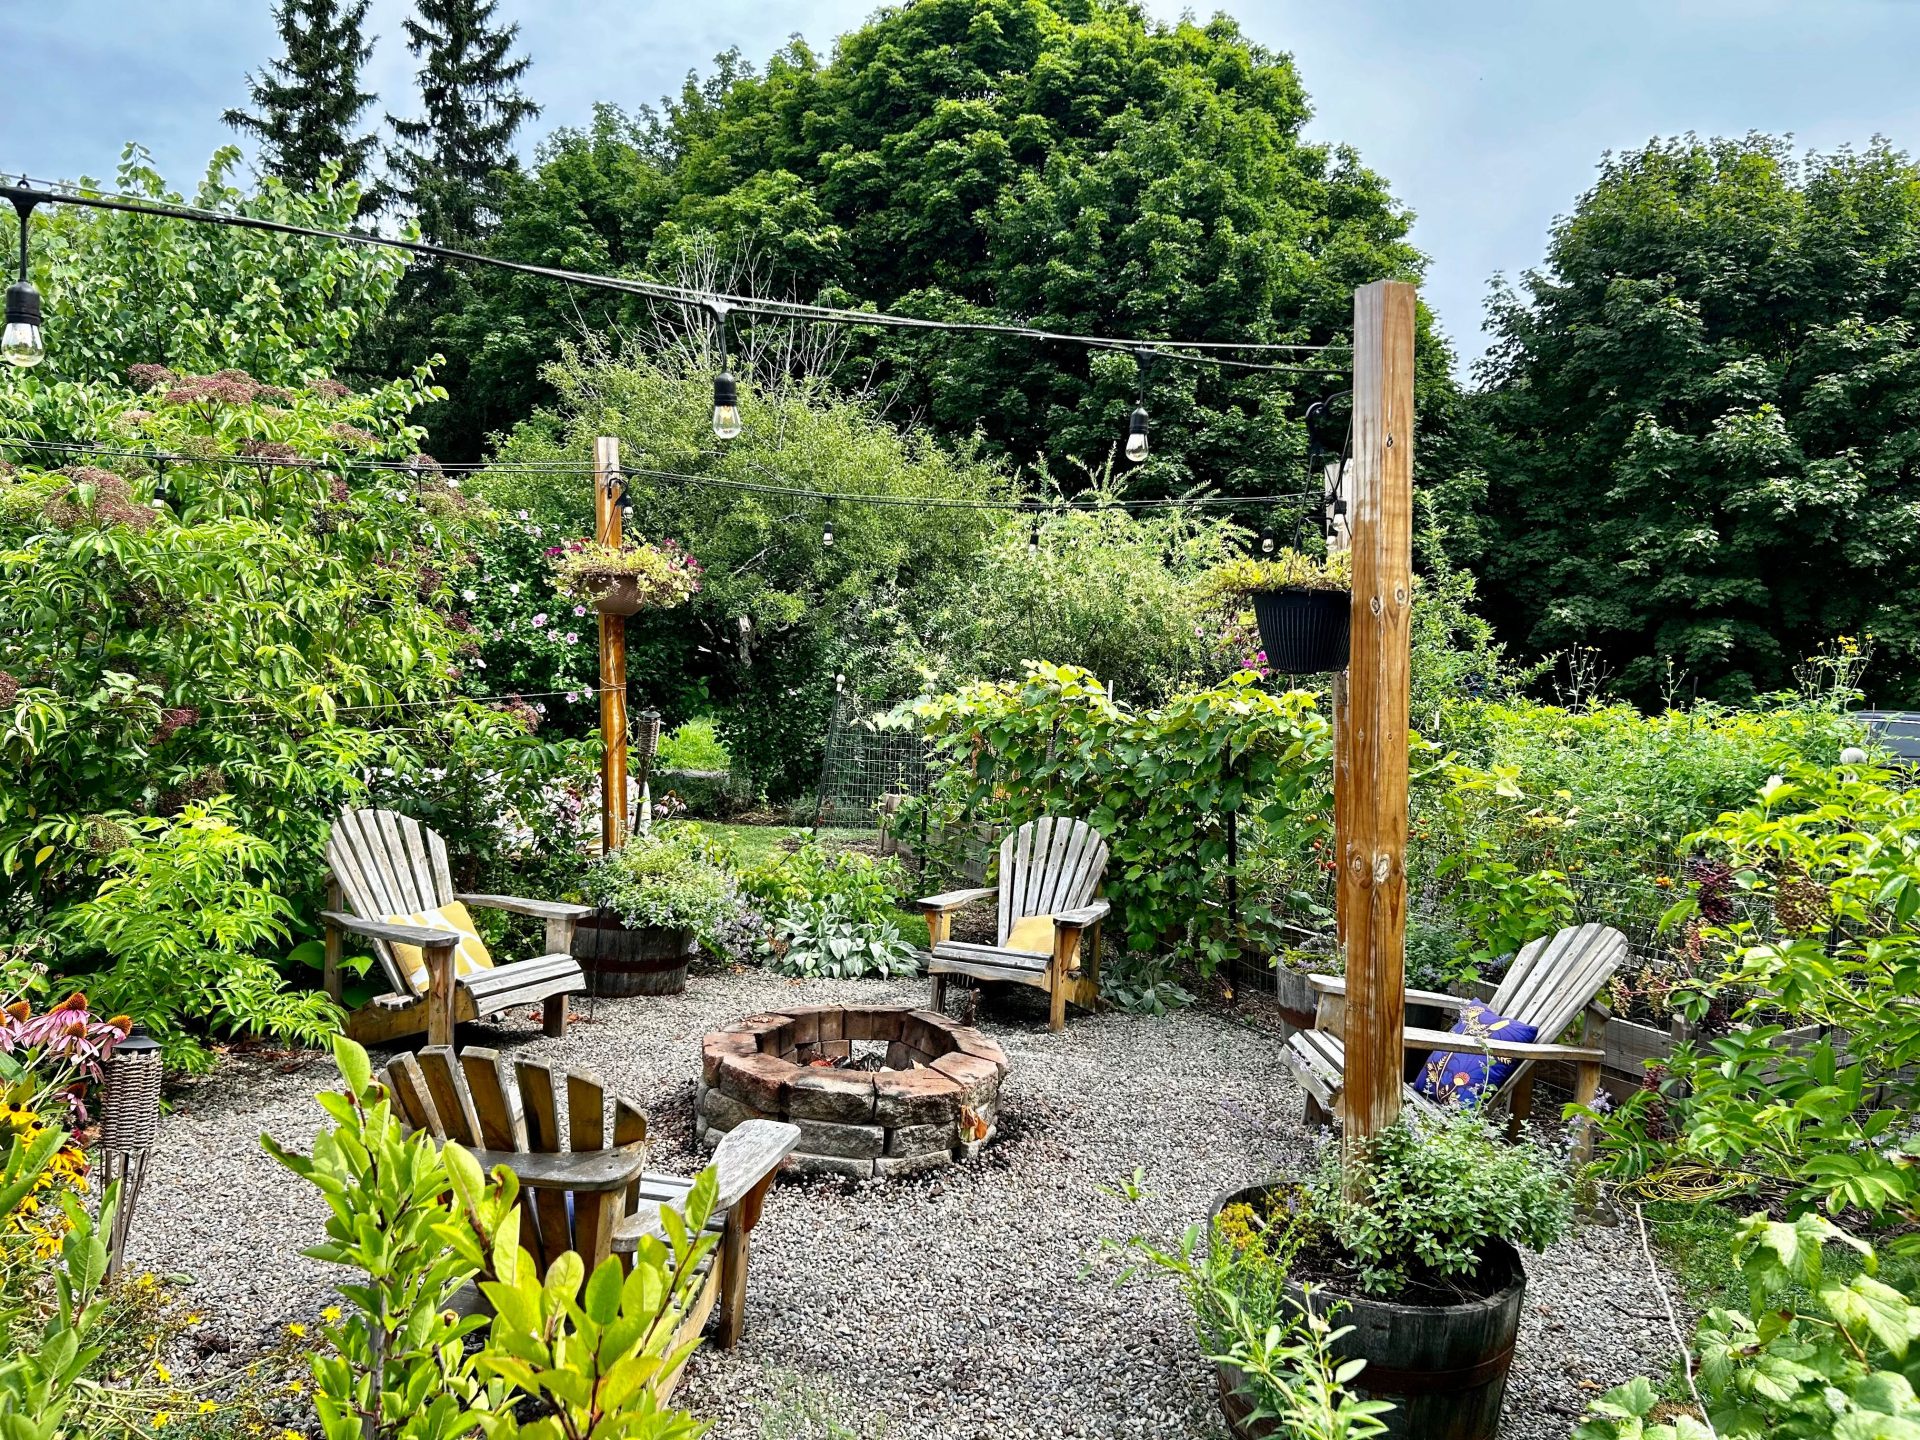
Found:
<box><xmin>821</xmin><ymin>510</ymin><xmax>835</xmax><ymax>548</ymax></box>
<box><xmin>3</xmin><ymin>194</ymin><xmax>44</xmax><ymax>369</ymax></box>
<box><xmin>1028</xmin><ymin>518</ymin><xmax>1040</xmax><ymax>557</ymax></box>
<box><xmin>1124</xmin><ymin>404</ymin><xmax>1149</xmax><ymax>463</ymax></box>
<box><xmin>1260</xmin><ymin>533</ymin><xmax>1275</xmax><ymax>555</ymax></box>
<box><xmin>711</xmin><ymin>371</ymin><xmax>742</xmax><ymax>440</ymax></box>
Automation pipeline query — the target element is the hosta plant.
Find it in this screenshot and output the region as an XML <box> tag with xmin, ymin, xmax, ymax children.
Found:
<box><xmin>764</xmin><ymin>898</ymin><xmax>920</xmax><ymax>979</ymax></box>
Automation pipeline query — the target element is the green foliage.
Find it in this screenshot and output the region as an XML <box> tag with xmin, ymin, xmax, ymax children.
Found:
<box><xmin>1201</xmin><ymin>548</ymin><xmax>1352</xmax><ymax>598</ymax></box>
<box><xmin>1595</xmin><ymin>763</ymin><xmax>1920</xmax><ymax>1239</ymax></box>
<box><xmin>912</xmin><ymin>662</ymin><xmax>1329</xmax><ymax>966</ymax></box>
<box><xmin>654</xmin><ymin>718</ymin><xmax>731</xmax><ymax>773</ymax></box>
<box><xmin>550</xmin><ymin>537</ymin><xmax>701</xmax><ymax>609</ymax></box>
<box><xmin>68</xmin><ymin>802</ymin><xmax>339</xmax><ymax>1069</ymax></box>
<box><xmin>764</xmin><ymin>900</ymin><xmax>920</xmax><ymax>981</ymax></box>
<box><xmin>441</xmin><ymin>0</ymin><xmax>1456</xmax><ymax>500</ymax></box>
<box><xmin>581</xmin><ymin>826</ymin><xmax>740</xmax><ymax>943</ymax></box>
<box><xmin>265</xmin><ymin>1037</ymin><xmax>709</xmax><ymax>1440</ymax></box>
<box><xmin>222</xmin><ymin>0</ymin><xmax>380</xmax><ymax>195</ymax></box>
<box><xmin>1473</xmin><ymin>133</ymin><xmax>1920</xmax><ymax>702</ymax></box>
<box><xmin>733</xmin><ymin>838</ymin><xmax>908</xmax><ymax>923</ymax></box>
<box><xmin>0</xmin><ymin>1188</ymin><xmax>114</xmax><ymax>1440</ymax></box>
<box><xmin>9</xmin><ymin>145</ymin><xmax>400</xmax><ymax>390</ymax></box>
<box><xmin>474</xmin><ymin>353</ymin><xmax>1004</xmax><ymax>795</ymax></box>
<box><xmin>1311</xmin><ymin>1111</ymin><xmax>1574</xmax><ymax>1297</ymax></box>
<box><xmin>1575</xmin><ymin>1214</ymin><xmax>1920</xmax><ymax>1440</ymax></box>
<box><xmin>919</xmin><ymin>504</ymin><xmax>1244</xmax><ymax>706</ymax></box>
<box><xmin>1098</xmin><ymin>951</ymin><xmax>1196</xmax><ymax>1015</ymax></box>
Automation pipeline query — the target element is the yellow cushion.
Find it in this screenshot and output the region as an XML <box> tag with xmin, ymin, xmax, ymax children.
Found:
<box><xmin>385</xmin><ymin>901</ymin><xmax>494</xmax><ymax>993</ymax></box>
<box><xmin>1006</xmin><ymin>913</ymin><xmax>1057</xmax><ymax>955</ymax></box>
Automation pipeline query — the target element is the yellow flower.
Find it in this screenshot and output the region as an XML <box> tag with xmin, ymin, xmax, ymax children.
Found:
<box><xmin>153</xmin><ymin>1412</ymin><xmax>173</xmax><ymax>1429</ymax></box>
<box><xmin>287</xmin><ymin>1322</ymin><xmax>307</xmax><ymax>1338</ymax></box>
<box><xmin>286</xmin><ymin>1379</ymin><xmax>304</xmax><ymax>1395</ymax></box>
<box><xmin>282</xmin><ymin>1430</ymin><xmax>304</xmax><ymax>1440</ymax></box>
<box><xmin>186</xmin><ymin>1312</ymin><xmax>204</xmax><ymax>1326</ymax></box>
<box><xmin>198</xmin><ymin>1402</ymin><xmax>218</xmax><ymax>1415</ymax></box>
<box><xmin>153</xmin><ymin>1363</ymin><xmax>172</xmax><ymax>1384</ymax></box>
<box><xmin>320</xmin><ymin>1306</ymin><xmax>340</xmax><ymax>1323</ymax></box>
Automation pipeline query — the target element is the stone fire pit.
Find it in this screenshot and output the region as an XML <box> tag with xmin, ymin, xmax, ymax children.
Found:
<box><xmin>697</xmin><ymin>1004</ymin><xmax>1009</xmax><ymax>1178</ymax></box>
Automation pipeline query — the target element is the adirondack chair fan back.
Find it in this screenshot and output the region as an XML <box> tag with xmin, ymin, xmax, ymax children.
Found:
<box><xmin>324</xmin><ymin>807</ymin><xmax>589</xmax><ymax>1046</ymax></box>
<box><xmin>920</xmin><ymin>816</ymin><xmax>1111</xmax><ymax>1031</ymax></box>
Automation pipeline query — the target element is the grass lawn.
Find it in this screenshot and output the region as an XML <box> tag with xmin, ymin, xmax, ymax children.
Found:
<box><xmin>686</xmin><ymin>821</ymin><xmax>876</xmax><ymax>871</ymax></box>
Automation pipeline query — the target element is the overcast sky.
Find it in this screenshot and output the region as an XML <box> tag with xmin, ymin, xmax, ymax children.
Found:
<box><xmin>7</xmin><ymin>1</ymin><xmax>1920</xmax><ymax>375</ymax></box>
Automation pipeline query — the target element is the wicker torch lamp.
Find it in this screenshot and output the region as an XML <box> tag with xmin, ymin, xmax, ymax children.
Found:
<box><xmin>634</xmin><ymin>708</ymin><xmax>663</xmax><ymax>831</ymax></box>
<box><xmin>99</xmin><ymin>1025</ymin><xmax>163</xmax><ymax>1280</ymax></box>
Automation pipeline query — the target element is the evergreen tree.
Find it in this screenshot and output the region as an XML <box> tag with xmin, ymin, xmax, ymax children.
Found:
<box><xmin>223</xmin><ymin>0</ymin><xmax>379</xmax><ymax>196</ymax></box>
<box><xmin>383</xmin><ymin>0</ymin><xmax>540</xmax><ymax>243</ymax></box>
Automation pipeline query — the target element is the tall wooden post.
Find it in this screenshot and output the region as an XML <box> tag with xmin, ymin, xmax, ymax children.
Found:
<box><xmin>594</xmin><ymin>436</ymin><xmax>629</xmax><ymax>854</ymax></box>
<box><xmin>1336</xmin><ymin>280</ymin><xmax>1417</xmax><ymax>1175</ymax></box>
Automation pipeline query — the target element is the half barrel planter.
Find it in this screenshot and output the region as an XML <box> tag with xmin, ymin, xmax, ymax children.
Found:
<box><xmin>570</xmin><ymin>911</ymin><xmax>694</xmax><ymax>996</ymax></box>
<box><xmin>1211</xmin><ymin>1183</ymin><xmax>1525</xmax><ymax>1440</ymax></box>
<box><xmin>697</xmin><ymin>1005</ymin><xmax>1008</xmax><ymax>1179</ymax></box>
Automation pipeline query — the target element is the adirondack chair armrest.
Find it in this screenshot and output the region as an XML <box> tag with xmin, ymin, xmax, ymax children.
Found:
<box><xmin>1400</xmin><ymin>1024</ymin><xmax>1605</xmax><ymax>1063</ymax></box>
<box><xmin>1054</xmin><ymin>900</ymin><xmax>1110</xmax><ymax>929</ymax></box>
<box><xmin>613</xmin><ymin>1121</ymin><xmax>800</xmax><ymax>1248</ymax></box>
<box><xmin>711</xmin><ymin>1119</ymin><xmax>800</xmax><ymax>1211</ymax></box>
<box><xmin>463</xmin><ymin>1142</ymin><xmax>648</xmax><ymax>1193</ymax></box>
<box><xmin>1305</xmin><ymin>973</ymin><xmax>1470</xmax><ymax>1012</ymax></box>
<box><xmin>456</xmin><ymin>893</ymin><xmax>593</xmax><ymax>921</ymax></box>
<box><xmin>321</xmin><ymin>910</ymin><xmax>463</xmax><ymax>948</ymax></box>
<box><xmin>917</xmin><ymin>886</ymin><xmax>997</xmax><ymax>914</ymax></box>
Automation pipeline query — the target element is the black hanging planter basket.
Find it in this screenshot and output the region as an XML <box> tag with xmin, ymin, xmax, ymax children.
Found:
<box><xmin>1251</xmin><ymin>588</ymin><xmax>1350</xmax><ymax>674</ymax></box>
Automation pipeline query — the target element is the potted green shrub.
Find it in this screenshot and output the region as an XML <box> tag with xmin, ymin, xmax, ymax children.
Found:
<box><xmin>549</xmin><ymin>535</ymin><xmax>702</xmax><ymax>617</ymax></box>
<box><xmin>1128</xmin><ymin>1110</ymin><xmax>1572</xmax><ymax>1440</ymax></box>
<box><xmin>1208</xmin><ymin>549</ymin><xmax>1352</xmax><ymax>674</ymax></box>
<box><xmin>575</xmin><ymin>828</ymin><xmax>740</xmax><ymax>996</ymax></box>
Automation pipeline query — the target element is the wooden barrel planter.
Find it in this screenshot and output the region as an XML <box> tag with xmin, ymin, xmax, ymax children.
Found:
<box><xmin>570</xmin><ymin>910</ymin><xmax>694</xmax><ymax>996</ymax></box>
<box><xmin>1210</xmin><ymin>1183</ymin><xmax>1525</xmax><ymax>1440</ymax></box>
<box><xmin>1251</xmin><ymin>589</ymin><xmax>1350</xmax><ymax>674</ymax></box>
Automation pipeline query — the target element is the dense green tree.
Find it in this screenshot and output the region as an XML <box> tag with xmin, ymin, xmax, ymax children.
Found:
<box><xmin>222</xmin><ymin>0</ymin><xmax>380</xmax><ymax>199</ymax></box>
<box><xmin>1472</xmin><ymin>134</ymin><xmax>1920</xmax><ymax>703</ymax></box>
<box><xmin>417</xmin><ymin>0</ymin><xmax>1460</xmax><ymax>494</ymax></box>
<box><xmin>382</xmin><ymin>0</ymin><xmax>539</xmax><ymax>243</ymax></box>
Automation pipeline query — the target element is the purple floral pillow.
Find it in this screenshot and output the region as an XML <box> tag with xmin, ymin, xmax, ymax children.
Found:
<box><xmin>1415</xmin><ymin>1002</ymin><xmax>1538</xmax><ymax>1105</ymax></box>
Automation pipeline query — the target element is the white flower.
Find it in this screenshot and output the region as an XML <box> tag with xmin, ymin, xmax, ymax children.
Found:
<box><xmin>446</xmin><ymin>477</ymin><xmax>461</xmax><ymax>490</ymax></box>
<box><xmin>461</xmin><ymin>588</ymin><xmax>477</xmax><ymax>602</ymax></box>
<box><xmin>530</xmin><ymin>525</ymin><xmax>544</xmax><ymax>539</ymax></box>
<box><xmin>532</xmin><ymin>613</ymin><xmax>548</xmax><ymax>628</ymax></box>
<box><xmin>564</xmin><ymin>632</ymin><xmax>579</xmax><ymax>645</ymax></box>
<box><xmin>534</xmin><ymin>703</ymin><xmax>547</xmax><ymax>714</ymax></box>
<box><xmin>516</xmin><ymin>509</ymin><xmax>529</xmax><ymax>521</ymax></box>
<box><xmin>472</xmin><ymin>658</ymin><xmax>486</xmax><ymax>669</ymax></box>
<box><xmin>509</xmin><ymin>583</ymin><xmax>522</xmax><ymax>596</ymax></box>
<box><xmin>573</xmin><ymin>604</ymin><xmax>587</xmax><ymax>617</ymax></box>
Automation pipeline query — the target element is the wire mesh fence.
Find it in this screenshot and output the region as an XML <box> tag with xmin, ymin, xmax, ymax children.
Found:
<box><xmin>811</xmin><ymin>692</ymin><xmax>937</xmax><ymax>830</ymax></box>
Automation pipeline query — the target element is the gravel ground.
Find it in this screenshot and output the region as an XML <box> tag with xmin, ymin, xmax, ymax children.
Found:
<box><xmin>135</xmin><ymin>970</ymin><xmax>1672</xmax><ymax>1439</ymax></box>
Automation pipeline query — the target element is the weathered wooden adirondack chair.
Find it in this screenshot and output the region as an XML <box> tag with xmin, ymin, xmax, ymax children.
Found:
<box><xmin>380</xmin><ymin>1046</ymin><xmax>799</xmax><ymax>1395</ymax></box>
<box><xmin>322</xmin><ymin>807</ymin><xmax>590</xmax><ymax>1048</ymax></box>
<box><xmin>1281</xmin><ymin>922</ymin><xmax>1628</xmax><ymax>1159</ymax></box>
<box><xmin>919</xmin><ymin>816</ymin><xmax>1110</xmax><ymax>1032</ymax></box>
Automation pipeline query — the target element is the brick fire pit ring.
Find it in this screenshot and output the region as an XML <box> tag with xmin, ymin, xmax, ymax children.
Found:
<box><xmin>697</xmin><ymin>1004</ymin><xmax>1009</xmax><ymax>1179</ymax></box>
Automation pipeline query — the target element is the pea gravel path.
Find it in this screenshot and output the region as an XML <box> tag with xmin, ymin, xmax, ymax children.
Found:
<box><xmin>135</xmin><ymin>971</ymin><xmax>1672</xmax><ymax>1439</ymax></box>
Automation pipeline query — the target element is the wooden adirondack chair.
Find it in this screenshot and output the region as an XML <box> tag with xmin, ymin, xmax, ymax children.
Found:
<box><xmin>1281</xmin><ymin>922</ymin><xmax>1628</xmax><ymax>1159</ymax></box>
<box><xmin>919</xmin><ymin>816</ymin><xmax>1110</xmax><ymax>1032</ymax></box>
<box><xmin>323</xmin><ymin>807</ymin><xmax>590</xmax><ymax>1048</ymax></box>
<box><xmin>379</xmin><ymin>1046</ymin><xmax>799</xmax><ymax>1396</ymax></box>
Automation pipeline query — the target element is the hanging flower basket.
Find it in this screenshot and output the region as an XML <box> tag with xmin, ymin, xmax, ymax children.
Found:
<box><xmin>550</xmin><ymin>536</ymin><xmax>702</xmax><ymax>616</ymax></box>
<box><xmin>1252</xmin><ymin>588</ymin><xmax>1350</xmax><ymax>674</ymax></box>
<box><xmin>1201</xmin><ymin>548</ymin><xmax>1352</xmax><ymax>675</ymax></box>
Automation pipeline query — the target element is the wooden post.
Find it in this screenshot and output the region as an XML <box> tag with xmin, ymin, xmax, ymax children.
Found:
<box><xmin>1336</xmin><ymin>280</ymin><xmax>1417</xmax><ymax>1178</ymax></box>
<box><xmin>595</xmin><ymin>436</ymin><xmax>629</xmax><ymax>855</ymax></box>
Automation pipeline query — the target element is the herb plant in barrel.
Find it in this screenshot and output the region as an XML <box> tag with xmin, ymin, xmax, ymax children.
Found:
<box><xmin>1124</xmin><ymin>1110</ymin><xmax>1572</xmax><ymax>1440</ymax></box>
<box><xmin>1205</xmin><ymin>549</ymin><xmax>1352</xmax><ymax>674</ymax></box>
<box><xmin>576</xmin><ymin>827</ymin><xmax>738</xmax><ymax>996</ymax></box>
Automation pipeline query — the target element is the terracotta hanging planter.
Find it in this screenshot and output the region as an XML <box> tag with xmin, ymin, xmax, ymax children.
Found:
<box><xmin>1251</xmin><ymin>588</ymin><xmax>1351</xmax><ymax>674</ymax></box>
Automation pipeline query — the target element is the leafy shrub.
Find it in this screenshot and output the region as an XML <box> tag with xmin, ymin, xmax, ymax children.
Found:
<box><xmin>765</xmin><ymin>899</ymin><xmax>920</xmax><ymax>980</ymax></box>
<box><xmin>654</xmin><ymin>718</ymin><xmax>731</xmax><ymax>773</ymax></box>
<box><xmin>69</xmin><ymin>803</ymin><xmax>340</xmax><ymax>1070</ymax></box>
<box><xmin>911</xmin><ymin>663</ymin><xmax>1329</xmax><ymax>967</ymax></box>
<box><xmin>1575</xmin><ymin>1213</ymin><xmax>1920</xmax><ymax>1440</ymax></box>
<box><xmin>265</xmin><ymin>1037</ymin><xmax>710</xmax><ymax>1440</ymax></box>
<box><xmin>1200</xmin><ymin>547</ymin><xmax>1352</xmax><ymax>598</ymax></box>
<box><xmin>582</xmin><ymin>827</ymin><xmax>741</xmax><ymax>944</ymax></box>
<box><xmin>1099</xmin><ymin>952</ymin><xmax>1196</xmax><ymax>1015</ymax></box>
<box><xmin>1595</xmin><ymin>762</ymin><xmax>1920</xmax><ymax>1239</ymax></box>
<box><xmin>736</xmin><ymin>837</ymin><xmax>909</xmax><ymax>927</ymax></box>
<box><xmin>1309</xmin><ymin>1110</ymin><xmax>1574</xmax><ymax>1296</ymax></box>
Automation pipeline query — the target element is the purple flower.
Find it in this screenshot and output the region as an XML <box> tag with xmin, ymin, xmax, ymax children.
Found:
<box><xmin>531</xmin><ymin>613</ymin><xmax>548</xmax><ymax>629</ymax></box>
<box><xmin>573</xmin><ymin>604</ymin><xmax>587</xmax><ymax>617</ymax></box>
<box><xmin>564</xmin><ymin>632</ymin><xmax>579</xmax><ymax>645</ymax></box>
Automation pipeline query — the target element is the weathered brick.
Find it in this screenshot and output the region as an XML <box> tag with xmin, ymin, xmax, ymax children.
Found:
<box><xmin>783</xmin><ymin>1009</ymin><xmax>822</xmax><ymax>1047</ymax></box>
<box><xmin>787</xmin><ymin>1068</ymin><xmax>877</xmax><ymax>1124</ymax></box>
<box><xmin>884</xmin><ymin>1040</ymin><xmax>916</xmax><ymax>1070</ymax></box>
<box><xmin>873</xmin><ymin>1067</ymin><xmax>961</xmax><ymax>1126</ymax></box>
<box><xmin>815</xmin><ymin>1007</ymin><xmax>845</xmax><ymax>1043</ymax></box>
<box><xmin>786</xmin><ymin>1152</ymin><xmax>874</xmax><ymax>1180</ymax></box>
<box><xmin>715</xmin><ymin>1052</ymin><xmax>793</xmax><ymax>1114</ymax></box>
<box><xmin>699</xmin><ymin>1084</ymin><xmax>757</xmax><ymax>1133</ymax></box>
<box><xmin>845</xmin><ymin>1008</ymin><xmax>904</xmax><ymax>1043</ymax></box>
<box><xmin>792</xmin><ymin>1118</ymin><xmax>885</xmax><ymax>1159</ymax></box>
<box><xmin>947</xmin><ymin>1025</ymin><xmax>1008</xmax><ymax>1070</ymax></box>
<box><xmin>887</xmin><ymin>1121</ymin><xmax>955</xmax><ymax>1157</ymax></box>
<box><xmin>931</xmin><ymin>1051</ymin><xmax>1000</xmax><ymax>1103</ymax></box>
<box><xmin>875</xmin><ymin>1150</ymin><xmax>949</xmax><ymax>1179</ymax></box>
<box><xmin>700</xmin><ymin>1032</ymin><xmax>758</xmax><ymax>1087</ymax></box>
